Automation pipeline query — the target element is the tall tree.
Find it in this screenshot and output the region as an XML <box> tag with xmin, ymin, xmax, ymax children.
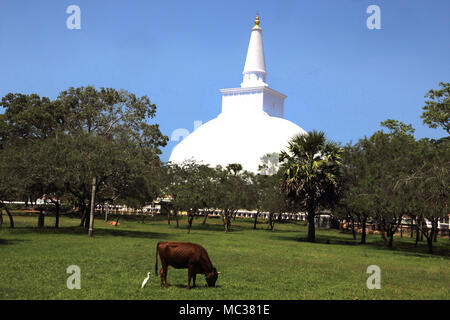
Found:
<box><xmin>280</xmin><ymin>131</ymin><xmax>343</xmax><ymax>242</ymax></box>
<box><xmin>55</xmin><ymin>87</ymin><xmax>167</xmax><ymax>229</ymax></box>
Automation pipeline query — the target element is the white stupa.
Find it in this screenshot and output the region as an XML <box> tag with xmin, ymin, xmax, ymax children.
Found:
<box><xmin>169</xmin><ymin>15</ymin><xmax>307</xmax><ymax>172</ymax></box>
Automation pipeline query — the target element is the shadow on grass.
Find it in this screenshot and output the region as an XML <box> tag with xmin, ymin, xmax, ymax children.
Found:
<box><xmin>170</xmin><ymin>283</ymin><xmax>222</xmax><ymax>290</ymax></box>
<box><xmin>363</xmin><ymin>238</ymin><xmax>450</xmax><ymax>258</ymax></box>
<box><xmin>0</xmin><ymin>238</ymin><xmax>31</xmax><ymax>245</ymax></box>
<box><xmin>269</xmin><ymin>232</ymin><xmax>360</xmax><ymax>246</ymax></box>
<box><xmin>3</xmin><ymin>226</ymin><xmax>172</xmax><ymax>240</ymax></box>
<box><xmin>268</xmin><ymin>230</ymin><xmax>450</xmax><ymax>258</ymax></box>
<box><xmin>182</xmin><ymin>223</ymin><xmax>242</xmax><ymax>233</ymax></box>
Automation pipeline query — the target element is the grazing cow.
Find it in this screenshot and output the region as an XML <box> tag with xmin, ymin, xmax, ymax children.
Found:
<box><xmin>155</xmin><ymin>241</ymin><xmax>220</xmax><ymax>290</ymax></box>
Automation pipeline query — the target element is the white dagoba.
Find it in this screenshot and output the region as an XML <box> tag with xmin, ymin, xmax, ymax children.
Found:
<box><xmin>169</xmin><ymin>15</ymin><xmax>307</xmax><ymax>172</ymax></box>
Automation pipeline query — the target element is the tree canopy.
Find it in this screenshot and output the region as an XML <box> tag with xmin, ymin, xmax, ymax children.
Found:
<box><xmin>0</xmin><ymin>86</ymin><xmax>168</xmax><ymax>230</ymax></box>
<box><xmin>421</xmin><ymin>82</ymin><xmax>450</xmax><ymax>135</ymax></box>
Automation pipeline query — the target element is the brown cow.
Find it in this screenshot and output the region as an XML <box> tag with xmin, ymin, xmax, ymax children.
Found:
<box><xmin>155</xmin><ymin>241</ymin><xmax>220</xmax><ymax>290</ymax></box>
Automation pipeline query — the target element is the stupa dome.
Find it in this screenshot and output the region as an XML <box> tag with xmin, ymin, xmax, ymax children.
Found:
<box><xmin>169</xmin><ymin>15</ymin><xmax>307</xmax><ymax>172</ymax></box>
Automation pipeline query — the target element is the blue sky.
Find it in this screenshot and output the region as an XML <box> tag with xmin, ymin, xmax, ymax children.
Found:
<box><xmin>1</xmin><ymin>0</ymin><xmax>449</xmax><ymax>161</ymax></box>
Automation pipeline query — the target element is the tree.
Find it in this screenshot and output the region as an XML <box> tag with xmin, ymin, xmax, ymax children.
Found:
<box><xmin>55</xmin><ymin>87</ymin><xmax>167</xmax><ymax>230</ymax></box>
<box><xmin>256</xmin><ymin>170</ymin><xmax>287</xmax><ymax>231</ymax></box>
<box><xmin>0</xmin><ymin>87</ymin><xmax>168</xmax><ymax>232</ymax></box>
<box><xmin>0</xmin><ymin>92</ymin><xmax>61</xmax><ymax>228</ymax></box>
<box><xmin>280</xmin><ymin>131</ymin><xmax>343</xmax><ymax>242</ymax></box>
<box><xmin>336</xmin><ymin>143</ymin><xmax>373</xmax><ymax>243</ymax></box>
<box><xmin>340</xmin><ymin>121</ymin><xmax>416</xmax><ymax>247</ymax></box>
<box><xmin>371</xmin><ymin>120</ymin><xmax>417</xmax><ymax>247</ymax></box>
<box><xmin>165</xmin><ymin>161</ymin><xmax>216</xmax><ymax>232</ymax></box>
<box><xmin>421</xmin><ymin>82</ymin><xmax>450</xmax><ymax>135</ymax></box>
<box><xmin>213</xmin><ymin>164</ymin><xmax>250</xmax><ymax>232</ymax></box>
<box><xmin>397</xmin><ymin>137</ymin><xmax>449</xmax><ymax>253</ymax></box>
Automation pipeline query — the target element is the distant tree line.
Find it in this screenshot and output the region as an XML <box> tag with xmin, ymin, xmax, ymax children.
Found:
<box><xmin>0</xmin><ymin>83</ymin><xmax>448</xmax><ymax>254</ymax></box>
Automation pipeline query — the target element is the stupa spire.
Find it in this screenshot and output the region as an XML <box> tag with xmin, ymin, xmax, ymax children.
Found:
<box><xmin>253</xmin><ymin>13</ymin><xmax>261</xmax><ymax>29</ymax></box>
<box><xmin>241</xmin><ymin>14</ymin><xmax>267</xmax><ymax>88</ymax></box>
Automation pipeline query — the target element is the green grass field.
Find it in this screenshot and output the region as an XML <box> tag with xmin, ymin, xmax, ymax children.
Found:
<box><xmin>0</xmin><ymin>214</ymin><xmax>449</xmax><ymax>300</ymax></box>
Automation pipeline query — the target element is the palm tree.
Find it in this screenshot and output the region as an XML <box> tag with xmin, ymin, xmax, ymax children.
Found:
<box><xmin>280</xmin><ymin>130</ymin><xmax>343</xmax><ymax>242</ymax></box>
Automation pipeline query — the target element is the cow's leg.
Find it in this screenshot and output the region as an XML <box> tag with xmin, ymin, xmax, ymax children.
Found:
<box><xmin>159</xmin><ymin>268</ymin><xmax>164</xmax><ymax>287</ymax></box>
<box><xmin>187</xmin><ymin>265</ymin><xmax>195</xmax><ymax>290</ymax></box>
<box><xmin>192</xmin><ymin>273</ymin><xmax>197</xmax><ymax>288</ymax></box>
<box><xmin>160</xmin><ymin>258</ymin><xmax>168</xmax><ymax>288</ymax></box>
<box><xmin>187</xmin><ymin>265</ymin><xmax>193</xmax><ymax>290</ymax></box>
<box><xmin>163</xmin><ymin>265</ymin><xmax>168</xmax><ymax>288</ymax></box>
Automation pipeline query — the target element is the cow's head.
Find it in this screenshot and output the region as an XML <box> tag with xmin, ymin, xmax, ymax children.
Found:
<box><xmin>205</xmin><ymin>268</ymin><xmax>221</xmax><ymax>287</ymax></box>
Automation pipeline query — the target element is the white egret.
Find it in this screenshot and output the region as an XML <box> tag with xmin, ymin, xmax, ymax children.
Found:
<box><xmin>141</xmin><ymin>272</ymin><xmax>151</xmax><ymax>288</ymax></box>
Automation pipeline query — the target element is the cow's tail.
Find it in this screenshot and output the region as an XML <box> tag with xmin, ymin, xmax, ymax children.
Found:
<box><xmin>154</xmin><ymin>241</ymin><xmax>160</xmax><ymax>276</ymax></box>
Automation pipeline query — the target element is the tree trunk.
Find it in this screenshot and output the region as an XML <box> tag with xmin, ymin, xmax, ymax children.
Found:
<box><xmin>167</xmin><ymin>206</ymin><xmax>171</xmax><ymax>225</ymax></box>
<box><xmin>415</xmin><ymin>219</ymin><xmax>434</xmax><ymax>254</ymax></box>
<box><xmin>360</xmin><ymin>216</ymin><xmax>367</xmax><ymax>244</ymax></box>
<box><xmin>426</xmin><ymin>221</ymin><xmax>435</xmax><ymax>254</ymax></box>
<box><xmin>388</xmin><ymin>230</ymin><xmax>394</xmax><ymax>247</ymax></box>
<box><xmin>415</xmin><ymin>224</ymin><xmax>420</xmax><ymax>246</ymax></box>
<box><xmin>187</xmin><ymin>210</ymin><xmax>194</xmax><ymax>233</ymax></box>
<box><xmin>187</xmin><ymin>216</ymin><xmax>193</xmax><ymax>233</ymax></box>
<box><xmin>379</xmin><ymin>218</ymin><xmax>387</xmax><ymax>243</ymax></box>
<box><xmin>105</xmin><ymin>202</ymin><xmax>109</xmax><ymax>222</ymax></box>
<box><xmin>415</xmin><ymin>217</ymin><xmax>422</xmax><ymax>246</ymax></box>
<box><xmin>1</xmin><ymin>203</ymin><xmax>14</xmax><ymax>228</ymax></box>
<box><xmin>202</xmin><ymin>211</ymin><xmax>209</xmax><ymax>225</ymax></box>
<box><xmin>55</xmin><ymin>201</ymin><xmax>60</xmax><ymax>229</ymax></box>
<box><xmin>80</xmin><ymin>202</ymin><xmax>87</xmax><ymax>227</ymax></box>
<box><xmin>433</xmin><ymin>221</ymin><xmax>438</xmax><ymax>242</ymax></box>
<box><xmin>223</xmin><ymin>211</ymin><xmax>231</xmax><ymax>232</ymax></box>
<box><xmin>38</xmin><ymin>207</ymin><xmax>45</xmax><ymax>228</ymax></box>
<box><xmin>306</xmin><ymin>207</ymin><xmax>316</xmax><ymax>242</ymax></box>
<box><xmin>253</xmin><ymin>211</ymin><xmax>259</xmax><ymax>230</ymax></box>
<box><xmin>426</xmin><ymin>236</ymin><xmax>433</xmax><ymax>254</ymax></box>
<box><xmin>0</xmin><ymin>208</ymin><xmax>3</xmax><ymax>229</ymax></box>
<box><xmin>387</xmin><ymin>217</ymin><xmax>402</xmax><ymax>248</ymax></box>
<box><xmin>88</xmin><ymin>177</ymin><xmax>96</xmax><ymax>237</ymax></box>
<box><xmin>84</xmin><ymin>203</ymin><xmax>90</xmax><ymax>229</ymax></box>
<box><xmin>175</xmin><ymin>210</ymin><xmax>179</xmax><ymax>228</ymax></box>
<box><xmin>221</xmin><ymin>212</ymin><xmax>226</xmax><ymax>230</ymax></box>
<box><xmin>350</xmin><ymin>218</ymin><xmax>356</xmax><ymax>240</ymax></box>
<box><xmin>268</xmin><ymin>212</ymin><xmax>274</xmax><ymax>231</ymax></box>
